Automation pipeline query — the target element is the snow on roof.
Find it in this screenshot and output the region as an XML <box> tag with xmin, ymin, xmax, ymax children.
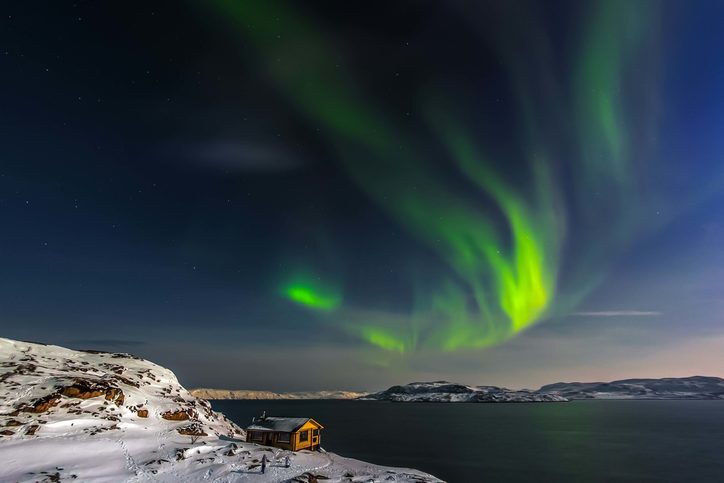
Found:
<box><xmin>246</xmin><ymin>417</ymin><xmax>319</xmax><ymax>432</ymax></box>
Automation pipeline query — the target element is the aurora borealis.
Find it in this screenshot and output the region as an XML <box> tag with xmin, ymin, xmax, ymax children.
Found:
<box><xmin>4</xmin><ymin>1</ymin><xmax>724</xmax><ymax>390</ymax></box>
<box><xmin>206</xmin><ymin>0</ymin><xmax>658</xmax><ymax>353</ymax></box>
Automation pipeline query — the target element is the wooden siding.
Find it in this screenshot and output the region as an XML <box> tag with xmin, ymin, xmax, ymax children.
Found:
<box><xmin>293</xmin><ymin>420</ymin><xmax>322</xmax><ymax>451</ymax></box>
<box><xmin>246</xmin><ymin>419</ymin><xmax>323</xmax><ymax>451</ymax></box>
<box><xmin>246</xmin><ymin>430</ymin><xmax>295</xmax><ymax>451</ymax></box>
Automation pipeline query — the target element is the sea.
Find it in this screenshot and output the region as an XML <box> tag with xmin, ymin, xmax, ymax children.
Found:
<box><xmin>210</xmin><ymin>399</ymin><xmax>724</xmax><ymax>482</ymax></box>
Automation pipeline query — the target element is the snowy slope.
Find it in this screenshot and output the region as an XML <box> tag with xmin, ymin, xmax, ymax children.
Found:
<box><xmin>190</xmin><ymin>389</ymin><xmax>367</xmax><ymax>400</ymax></box>
<box><xmin>363</xmin><ymin>381</ymin><xmax>567</xmax><ymax>403</ymax></box>
<box><xmin>0</xmin><ymin>338</ymin><xmax>441</xmax><ymax>482</ymax></box>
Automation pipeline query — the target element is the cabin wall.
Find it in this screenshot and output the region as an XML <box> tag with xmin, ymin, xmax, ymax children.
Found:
<box><xmin>294</xmin><ymin>421</ymin><xmax>322</xmax><ymax>450</ymax></box>
<box><xmin>246</xmin><ymin>430</ymin><xmax>295</xmax><ymax>451</ymax></box>
<box><xmin>295</xmin><ymin>429</ymin><xmax>311</xmax><ymax>450</ymax></box>
<box><xmin>246</xmin><ymin>420</ymin><xmax>323</xmax><ymax>451</ymax></box>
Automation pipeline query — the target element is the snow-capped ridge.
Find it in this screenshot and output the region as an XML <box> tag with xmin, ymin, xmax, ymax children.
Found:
<box><xmin>538</xmin><ymin>375</ymin><xmax>724</xmax><ymax>399</ymax></box>
<box><xmin>363</xmin><ymin>381</ymin><xmax>567</xmax><ymax>402</ymax></box>
<box><xmin>365</xmin><ymin>376</ymin><xmax>724</xmax><ymax>403</ymax></box>
<box><xmin>0</xmin><ymin>337</ymin><xmax>242</xmax><ymax>441</ymax></box>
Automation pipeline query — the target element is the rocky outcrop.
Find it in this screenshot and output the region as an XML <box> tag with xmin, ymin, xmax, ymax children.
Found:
<box><xmin>177</xmin><ymin>423</ymin><xmax>208</xmax><ymax>436</ymax></box>
<box><xmin>0</xmin><ymin>338</ymin><xmax>243</xmax><ymax>441</ymax></box>
<box><xmin>161</xmin><ymin>409</ymin><xmax>194</xmax><ymax>421</ymax></box>
<box><xmin>22</xmin><ymin>394</ymin><xmax>61</xmax><ymax>413</ymax></box>
<box><xmin>59</xmin><ymin>379</ymin><xmax>125</xmax><ymax>406</ymax></box>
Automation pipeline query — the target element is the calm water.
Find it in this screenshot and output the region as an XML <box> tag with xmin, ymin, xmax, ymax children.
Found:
<box><xmin>210</xmin><ymin>400</ymin><xmax>724</xmax><ymax>482</ymax></box>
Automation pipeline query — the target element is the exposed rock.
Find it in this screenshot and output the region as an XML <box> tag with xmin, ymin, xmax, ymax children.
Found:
<box><xmin>106</xmin><ymin>388</ymin><xmax>125</xmax><ymax>406</ymax></box>
<box><xmin>137</xmin><ymin>409</ymin><xmax>149</xmax><ymax>418</ymax></box>
<box><xmin>23</xmin><ymin>394</ymin><xmax>62</xmax><ymax>413</ymax></box>
<box><xmin>177</xmin><ymin>423</ymin><xmax>208</xmax><ymax>436</ymax></box>
<box><xmin>175</xmin><ymin>448</ymin><xmax>188</xmax><ymax>461</ymax></box>
<box><xmin>61</xmin><ymin>383</ymin><xmax>105</xmax><ymax>399</ymax></box>
<box><xmin>58</xmin><ymin>379</ymin><xmax>125</xmax><ymax>406</ymax></box>
<box><xmin>161</xmin><ymin>409</ymin><xmax>193</xmax><ymax>421</ymax></box>
<box><xmin>224</xmin><ymin>443</ymin><xmax>238</xmax><ymax>456</ymax></box>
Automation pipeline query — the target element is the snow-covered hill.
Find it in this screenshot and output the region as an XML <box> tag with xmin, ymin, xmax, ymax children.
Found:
<box><xmin>362</xmin><ymin>381</ymin><xmax>567</xmax><ymax>403</ymax></box>
<box><xmin>190</xmin><ymin>388</ymin><xmax>367</xmax><ymax>400</ymax></box>
<box><xmin>538</xmin><ymin>376</ymin><xmax>724</xmax><ymax>400</ymax></box>
<box><xmin>0</xmin><ymin>338</ymin><xmax>441</xmax><ymax>482</ymax></box>
<box><xmin>364</xmin><ymin>377</ymin><xmax>724</xmax><ymax>403</ymax></box>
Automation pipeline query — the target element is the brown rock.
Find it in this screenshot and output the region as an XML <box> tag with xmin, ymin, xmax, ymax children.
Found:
<box><xmin>177</xmin><ymin>424</ymin><xmax>207</xmax><ymax>436</ymax></box>
<box><xmin>23</xmin><ymin>395</ymin><xmax>61</xmax><ymax>413</ymax></box>
<box><xmin>94</xmin><ymin>386</ymin><xmax>125</xmax><ymax>406</ymax></box>
<box><xmin>62</xmin><ymin>379</ymin><xmax>111</xmax><ymax>400</ymax></box>
<box><xmin>161</xmin><ymin>409</ymin><xmax>191</xmax><ymax>421</ymax></box>
<box><xmin>175</xmin><ymin>448</ymin><xmax>187</xmax><ymax>461</ymax></box>
<box><xmin>5</xmin><ymin>419</ymin><xmax>22</xmax><ymax>427</ymax></box>
<box><xmin>0</xmin><ymin>430</ymin><xmax>14</xmax><ymax>436</ymax></box>
<box><xmin>62</xmin><ymin>386</ymin><xmax>105</xmax><ymax>398</ymax></box>
<box><xmin>104</xmin><ymin>387</ymin><xmax>121</xmax><ymax>401</ymax></box>
<box><xmin>224</xmin><ymin>443</ymin><xmax>238</xmax><ymax>456</ymax></box>
<box><xmin>112</xmin><ymin>374</ymin><xmax>140</xmax><ymax>388</ymax></box>
<box><xmin>25</xmin><ymin>424</ymin><xmax>39</xmax><ymax>435</ymax></box>
<box><xmin>137</xmin><ymin>409</ymin><xmax>149</xmax><ymax>418</ymax></box>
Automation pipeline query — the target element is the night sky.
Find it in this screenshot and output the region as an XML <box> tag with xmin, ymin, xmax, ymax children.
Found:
<box><xmin>3</xmin><ymin>1</ymin><xmax>724</xmax><ymax>391</ymax></box>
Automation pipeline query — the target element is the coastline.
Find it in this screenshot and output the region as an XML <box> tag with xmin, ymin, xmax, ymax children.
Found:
<box><xmin>0</xmin><ymin>338</ymin><xmax>442</xmax><ymax>482</ymax></box>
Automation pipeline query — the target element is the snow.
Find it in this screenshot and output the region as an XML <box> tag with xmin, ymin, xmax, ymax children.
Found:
<box><xmin>538</xmin><ymin>376</ymin><xmax>724</xmax><ymax>399</ymax></box>
<box><xmin>366</xmin><ymin>377</ymin><xmax>724</xmax><ymax>403</ymax></box>
<box><xmin>363</xmin><ymin>381</ymin><xmax>567</xmax><ymax>403</ymax></box>
<box><xmin>0</xmin><ymin>338</ymin><xmax>441</xmax><ymax>482</ymax></box>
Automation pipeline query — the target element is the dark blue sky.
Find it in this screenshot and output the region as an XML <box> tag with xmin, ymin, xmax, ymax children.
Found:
<box><xmin>2</xmin><ymin>1</ymin><xmax>724</xmax><ymax>391</ymax></box>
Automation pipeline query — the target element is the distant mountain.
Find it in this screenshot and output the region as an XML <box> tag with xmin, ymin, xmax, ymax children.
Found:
<box><xmin>361</xmin><ymin>381</ymin><xmax>567</xmax><ymax>403</ymax></box>
<box><xmin>190</xmin><ymin>388</ymin><xmax>368</xmax><ymax>400</ymax></box>
<box><xmin>363</xmin><ymin>377</ymin><xmax>724</xmax><ymax>403</ymax></box>
<box><xmin>538</xmin><ymin>376</ymin><xmax>724</xmax><ymax>400</ymax></box>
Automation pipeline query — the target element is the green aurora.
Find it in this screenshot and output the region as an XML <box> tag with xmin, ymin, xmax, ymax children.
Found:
<box><xmin>208</xmin><ymin>0</ymin><xmax>659</xmax><ymax>355</ymax></box>
<box><xmin>282</xmin><ymin>272</ymin><xmax>341</xmax><ymax>311</ymax></box>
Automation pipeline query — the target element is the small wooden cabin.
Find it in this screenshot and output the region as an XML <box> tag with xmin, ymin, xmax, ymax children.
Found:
<box><xmin>245</xmin><ymin>415</ymin><xmax>324</xmax><ymax>451</ymax></box>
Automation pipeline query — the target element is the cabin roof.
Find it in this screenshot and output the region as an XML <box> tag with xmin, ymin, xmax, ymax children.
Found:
<box><xmin>245</xmin><ymin>416</ymin><xmax>323</xmax><ymax>433</ymax></box>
